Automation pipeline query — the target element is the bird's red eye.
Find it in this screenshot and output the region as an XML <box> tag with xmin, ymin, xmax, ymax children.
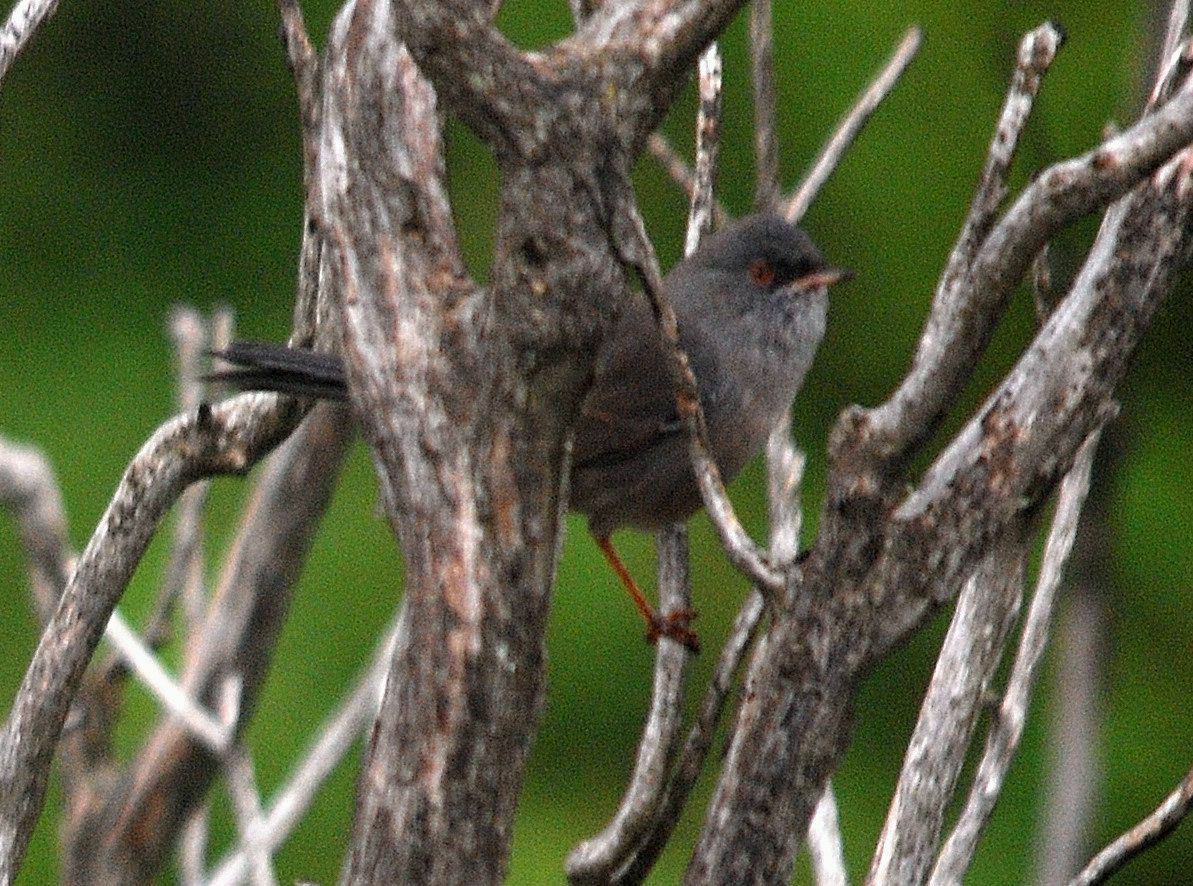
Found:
<box><xmin>750</xmin><ymin>259</ymin><xmax>776</xmax><ymax>287</ymax></box>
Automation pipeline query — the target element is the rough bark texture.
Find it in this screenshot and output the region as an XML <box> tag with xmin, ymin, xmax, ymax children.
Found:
<box><xmin>63</xmin><ymin>404</ymin><xmax>352</xmax><ymax>883</ymax></box>
<box><xmin>315</xmin><ymin>0</ymin><xmax>758</xmax><ymax>878</ymax></box>
<box><xmin>3</xmin><ymin>0</ymin><xmax>1193</xmax><ymax>883</ymax></box>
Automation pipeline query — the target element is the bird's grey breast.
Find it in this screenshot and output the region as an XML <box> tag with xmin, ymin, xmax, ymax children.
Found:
<box><xmin>691</xmin><ymin>286</ymin><xmax>827</xmax><ymax>480</ymax></box>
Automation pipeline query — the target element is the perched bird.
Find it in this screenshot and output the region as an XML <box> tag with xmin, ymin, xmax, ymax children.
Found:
<box><xmin>212</xmin><ymin>213</ymin><xmax>849</xmax><ymax>652</ymax></box>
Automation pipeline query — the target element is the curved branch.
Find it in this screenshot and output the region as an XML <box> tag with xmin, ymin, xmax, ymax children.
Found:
<box><xmin>607</xmin><ymin>195</ymin><xmax>783</xmax><ymax>595</ymax></box>
<box><xmin>65</xmin><ymin>404</ymin><xmax>351</xmax><ymax>882</ymax></box>
<box><xmin>0</xmin><ymin>393</ymin><xmax>301</xmax><ymax>882</ymax></box>
<box><xmin>1069</xmin><ymin>764</ymin><xmax>1193</xmax><ymax>886</ymax></box>
<box><xmin>392</xmin><ymin>0</ymin><xmax>543</xmax><ymax>157</ymax></box>
<box><xmin>567</xmin><ymin>56</ymin><xmax>721</xmax><ymax>877</ymax></box>
<box><xmin>565</xmin><ymin>525</ymin><xmax>692</xmax><ymax>883</ymax></box>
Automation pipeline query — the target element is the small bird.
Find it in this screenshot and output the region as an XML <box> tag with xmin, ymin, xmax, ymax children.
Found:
<box><xmin>212</xmin><ymin>213</ymin><xmax>849</xmax><ymax>652</ymax></box>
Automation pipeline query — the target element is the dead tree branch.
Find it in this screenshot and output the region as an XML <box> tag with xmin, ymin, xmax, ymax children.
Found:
<box><xmin>930</xmin><ymin>431</ymin><xmax>1102</xmax><ymax>883</ymax></box>
<box><xmin>0</xmin><ymin>392</ymin><xmax>302</xmax><ymax>880</ymax></box>
<box><xmin>1070</xmin><ymin>764</ymin><xmax>1193</xmax><ymax>885</ymax></box>
<box><xmin>870</xmin><ymin>537</ymin><xmax>1029</xmax><ymax>885</ymax></box>
<box><xmin>784</xmin><ymin>26</ymin><xmax>922</xmax><ymax>225</ymax></box>
<box><xmin>0</xmin><ymin>0</ymin><xmax>58</xmax><ymax>84</ymax></box>
<box><xmin>62</xmin><ymin>403</ymin><xmax>351</xmax><ymax>883</ymax></box>
<box><xmin>686</xmin><ymin>21</ymin><xmax>1193</xmax><ymax>881</ymax></box>
<box><xmin>3</xmin><ymin>0</ymin><xmax>1192</xmax><ymax>881</ymax></box>
<box><xmin>567</xmin><ymin>46</ymin><xmax>721</xmax><ymax>881</ymax></box>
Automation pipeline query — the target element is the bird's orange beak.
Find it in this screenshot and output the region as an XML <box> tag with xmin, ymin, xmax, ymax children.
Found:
<box><xmin>795</xmin><ymin>266</ymin><xmax>854</xmax><ymax>289</ymax></box>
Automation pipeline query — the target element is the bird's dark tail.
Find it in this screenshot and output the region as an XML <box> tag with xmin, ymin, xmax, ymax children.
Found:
<box><xmin>208</xmin><ymin>341</ymin><xmax>348</xmax><ymax>401</ymax></box>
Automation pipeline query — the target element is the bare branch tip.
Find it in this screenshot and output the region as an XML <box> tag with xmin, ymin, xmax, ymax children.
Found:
<box><xmin>784</xmin><ymin>23</ymin><xmax>923</xmax><ymax>224</ymax></box>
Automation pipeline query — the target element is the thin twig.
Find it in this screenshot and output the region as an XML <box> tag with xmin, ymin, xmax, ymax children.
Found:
<box><xmin>565</xmin><ymin>46</ymin><xmax>721</xmax><ymax>881</ymax></box>
<box><xmin>224</xmin><ymin>744</ymin><xmax>277</xmax><ymax>886</ymax></box>
<box><xmin>614</xmin><ymin>590</ymin><xmax>766</xmax><ymax>883</ymax></box>
<box><xmin>685</xmin><ymin>44</ymin><xmax>723</xmax><ymax>255</ymax></box>
<box><xmin>784</xmin><ymin>26</ymin><xmax>922</xmax><ymax>225</ymax></box>
<box><xmin>930</xmin><ymin>431</ymin><xmax>1102</xmax><ymax>884</ymax></box>
<box><xmin>617</xmin><ymin>409</ymin><xmax>810</xmax><ymax>881</ymax></box>
<box><xmin>103</xmin><ymin>610</ymin><xmax>232</xmax><ymax>753</ymax></box>
<box><xmin>1032</xmin><ymin>422</ymin><xmax>1120</xmax><ymax>885</ymax></box>
<box><xmin>646</xmin><ymin>133</ymin><xmax>731</xmax><ymax>229</ymax></box>
<box><xmin>207</xmin><ymin>616</ymin><xmax>399</xmax><ymax>886</ymax></box>
<box><xmin>188</xmin><ymin>305</ymin><xmax>234</xmax><ymax>632</ymax></box>
<box><xmin>179</xmin><ymin>805</ymin><xmax>210</xmax><ymax>886</ymax></box>
<box><xmin>941</xmin><ymin>23</ymin><xmax>1064</xmax><ymax>290</ymax></box>
<box><xmin>808</xmin><ymin>786</ymin><xmax>849</xmax><ymax>886</ymax></box>
<box><xmin>132</xmin><ymin>307</ymin><xmax>211</xmax><ymax>655</ymax></box>
<box><xmin>1068</xmin><ymin>765</ymin><xmax>1193</xmax><ymax>886</ymax></box>
<box><xmin>565</xmin><ymin>526</ymin><xmax>692</xmax><ymax>882</ymax></box>
<box><xmin>0</xmin><ymin>392</ymin><xmax>301</xmax><ymax>881</ymax></box>
<box><xmin>277</xmin><ymin>0</ymin><xmax>325</xmax><ymax>346</ymax></box>
<box><xmin>1148</xmin><ymin>38</ymin><xmax>1193</xmax><ymax>113</ymax></box>
<box><xmin>750</xmin><ymin>0</ymin><xmax>779</xmax><ymax>212</ymax></box>
<box><xmin>0</xmin><ymin>436</ymin><xmax>72</xmax><ymax>624</ymax></box>
<box><xmin>1160</xmin><ymin>0</ymin><xmax>1191</xmax><ymax>70</ymax></box>
<box><xmin>1149</xmin><ymin>0</ymin><xmax>1191</xmax><ymax>108</ymax></box>
<box><xmin>863</xmin><ymin>22</ymin><xmax>1068</xmax><ymax>458</ymax></box>
<box><xmin>610</xmin><ymin>198</ymin><xmax>783</xmax><ymax>595</ymax></box>
<box><xmin>0</xmin><ymin>0</ymin><xmax>59</xmax><ymax>85</ymax></box>
<box><xmin>1032</xmin><ymin>581</ymin><xmax>1106</xmax><ymax>885</ymax></box>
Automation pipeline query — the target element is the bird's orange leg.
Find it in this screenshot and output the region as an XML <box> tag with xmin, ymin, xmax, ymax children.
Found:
<box><xmin>595</xmin><ymin>535</ymin><xmax>700</xmax><ymax>653</ymax></box>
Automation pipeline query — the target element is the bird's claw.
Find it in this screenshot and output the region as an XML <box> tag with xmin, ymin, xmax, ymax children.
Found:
<box><xmin>647</xmin><ymin>607</ymin><xmax>701</xmax><ymax>654</ymax></box>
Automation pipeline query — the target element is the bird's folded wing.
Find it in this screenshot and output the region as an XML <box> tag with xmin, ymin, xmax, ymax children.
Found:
<box><xmin>572</xmin><ymin>304</ymin><xmax>686</xmax><ymax>473</ymax></box>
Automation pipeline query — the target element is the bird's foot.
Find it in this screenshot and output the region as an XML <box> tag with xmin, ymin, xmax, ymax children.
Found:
<box><xmin>647</xmin><ymin>607</ymin><xmax>701</xmax><ymax>654</ymax></box>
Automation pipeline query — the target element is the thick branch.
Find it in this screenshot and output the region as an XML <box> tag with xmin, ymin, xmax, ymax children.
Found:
<box><xmin>322</xmin><ymin>3</ymin><xmax>574</xmax><ymax>880</ymax></box>
<box><xmin>862</xmin><ymin>22</ymin><xmax>1193</xmax><ymax>462</ymax></box>
<box><xmin>931</xmin><ymin>431</ymin><xmax>1102</xmax><ymax>883</ymax></box>
<box><xmin>688</xmin><ymin>57</ymin><xmax>1193</xmax><ymax>884</ymax></box>
<box><xmin>573</xmin><ymin>0</ymin><xmax>748</xmax><ymax>143</ymax></box>
<box><xmin>391</xmin><ymin>0</ymin><xmax>538</xmax><ymax>157</ymax></box>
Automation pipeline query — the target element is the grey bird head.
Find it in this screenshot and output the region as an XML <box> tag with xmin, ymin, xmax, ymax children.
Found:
<box><xmin>570</xmin><ymin>212</ymin><xmax>850</xmax><ymax>538</ymax></box>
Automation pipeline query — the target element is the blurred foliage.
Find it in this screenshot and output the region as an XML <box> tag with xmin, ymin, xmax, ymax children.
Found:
<box><xmin>2</xmin><ymin>0</ymin><xmax>1192</xmax><ymax>883</ymax></box>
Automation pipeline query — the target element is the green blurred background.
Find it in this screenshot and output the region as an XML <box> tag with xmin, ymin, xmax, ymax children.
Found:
<box><xmin>2</xmin><ymin>0</ymin><xmax>1192</xmax><ymax>882</ymax></box>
